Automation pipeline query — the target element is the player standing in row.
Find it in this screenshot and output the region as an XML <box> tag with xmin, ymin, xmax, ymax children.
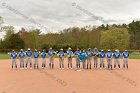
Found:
<box><xmin>99</xmin><ymin>50</ymin><xmax>105</xmax><ymax>69</ymax></box>
<box><xmin>34</xmin><ymin>49</ymin><xmax>39</xmax><ymax>69</ymax></box>
<box><xmin>41</xmin><ymin>50</ymin><xmax>47</xmax><ymax>69</ymax></box>
<box><xmin>86</xmin><ymin>48</ymin><xmax>92</xmax><ymax>69</ymax></box>
<box><xmin>113</xmin><ymin>50</ymin><xmax>121</xmax><ymax>69</ymax></box>
<box><xmin>106</xmin><ymin>49</ymin><xmax>113</xmax><ymax>70</ymax></box>
<box><xmin>77</xmin><ymin>49</ymin><xmax>87</xmax><ymax>71</ymax></box>
<box><xmin>19</xmin><ymin>49</ymin><xmax>25</xmax><ymax>69</ymax></box>
<box><xmin>93</xmin><ymin>48</ymin><xmax>99</xmax><ymax>68</ymax></box>
<box><xmin>74</xmin><ymin>48</ymin><xmax>80</xmax><ymax>69</ymax></box>
<box><xmin>25</xmin><ymin>48</ymin><xmax>32</xmax><ymax>69</ymax></box>
<box><xmin>67</xmin><ymin>48</ymin><xmax>73</xmax><ymax>69</ymax></box>
<box><xmin>122</xmin><ymin>50</ymin><xmax>129</xmax><ymax>69</ymax></box>
<box><xmin>82</xmin><ymin>50</ymin><xmax>87</xmax><ymax>69</ymax></box>
<box><xmin>10</xmin><ymin>50</ymin><xmax>17</xmax><ymax>69</ymax></box>
<box><xmin>58</xmin><ymin>48</ymin><xmax>65</xmax><ymax>69</ymax></box>
<box><xmin>48</xmin><ymin>48</ymin><xmax>55</xmax><ymax>69</ymax></box>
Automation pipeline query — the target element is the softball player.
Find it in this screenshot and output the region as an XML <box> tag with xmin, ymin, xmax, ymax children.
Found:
<box><xmin>33</xmin><ymin>49</ymin><xmax>39</xmax><ymax>69</ymax></box>
<box><xmin>82</xmin><ymin>50</ymin><xmax>87</xmax><ymax>69</ymax></box>
<box><xmin>48</xmin><ymin>47</ymin><xmax>55</xmax><ymax>69</ymax></box>
<box><xmin>113</xmin><ymin>50</ymin><xmax>121</xmax><ymax>69</ymax></box>
<box><xmin>86</xmin><ymin>48</ymin><xmax>92</xmax><ymax>69</ymax></box>
<box><xmin>106</xmin><ymin>49</ymin><xmax>113</xmax><ymax>70</ymax></box>
<box><xmin>19</xmin><ymin>49</ymin><xmax>25</xmax><ymax>69</ymax></box>
<box><xmin>58</xmin><ymin>48</ymin><xmax>65</xmax><ymax>69</ymax></box>
<box><xmin>25</xmin><ymin>48</ymin><xmax>32</xmax><ymax>69</ymax></box>
<box><xmin>67</xmin><ymin>48</ymin><xmax>73</xmax><ymax>69</ymax></box>
<box><xmin>93</xmin><ymin>48</ymin><xmax>99</xmax><ymax>68</ymax></box>
<box><xmin>74</xmin><ymin>48</ymin><xmax>80</xmax><ymax>69</ymax></box>
<box><xmin>10</xmin><ymin>50</ymin><xmax>17</xmax><ymax>69</ymax></box>
<box><xmin>41</xmin><ymin>50</ymin><xmax>47</xmax><ymax>69</ymax></box>
<box><xmin>99</xmin><ymin>50</ymin><xmax>105</xmax><ymax>69</ymax></box>
<box><xmin>122</xmin><ymin>50</ymin><xmax>129</xmax><ymax>69</ymax></box>
<box><xmin>77</xmin><ymin>50</ymin><xmax>87</xmax><ymax>71</ymax></box>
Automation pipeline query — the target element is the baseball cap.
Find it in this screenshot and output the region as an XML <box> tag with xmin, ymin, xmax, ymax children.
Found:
<box><xmin>60</xmin><ymin>48</ymin><xmax>63</xmax><ymax>51</ymax></box>
<box><xmin>101</xmin><ymin>49</ymin><xmax>104</xmax><ymax>52</ymax></box>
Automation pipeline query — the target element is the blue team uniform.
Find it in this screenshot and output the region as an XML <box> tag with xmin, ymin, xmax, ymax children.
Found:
<box><xmin>113</xmin><ymin>52</ymin><xmax>121</xmax><ymax>68</ymax></box>
<box><xmin>19</xmin><ymin>52</ymin><xmax>25</xmax><ymax>58</ymax></box>
<box><xmin>11</xmin><ymin>52</ymin><xmax>17</xmax><ymax>59</ymax></box>
<box><xmin>26</xmin><ymin>51</ymin><xmax>32</xmax><ymax>57</ymax></box>
<box><xmin>113</xmin><ymin>52</ymin><xmax>121</xmax><ymax>59</ymax></box>
<box><xmin>93</xmin><ymin>50</ymin><xmax>99</xmax><ymax>68</ymax></box>
<box><xmin>25</xmin><ymin>50</ymin><xmax>32</xmax><ymax>68</ymax></box>
<box><xmin>122</xmin><ymin>52</ymin><xmax>129</xmax><ymax>58</ymax></box>
<box><xmin>48</xmin><ymin>50</ymin><xmax>55</xmax><ymax>56</ymax></box>
<box><xmin>41</xmin><ymin>51</ymin><xmax>47</xmax><ymax>68</ymax></box>
<box><xmin>106</xmin><ymin>52</ymin><xmax>113</xmax><ymax>70</ymax></box>
<box><xmin>99</xmin><ymin>51</ymin><xmax>105</xmax><ymax>68</ymax></box>
<box><xmin>59</xmin><ymin>51</ymin><xmax>65</xmax><ymax>69</ymax></box>
<box><xmin>19</xmin><ymin>51</ymin><xmax>25</xmax><ymax>68</ymax></box>
<box><xmin>34</xmin><ymin>52</ymin><xmax>39</xmax><ymax>58</ymax></box>
<box><xmin>48</xmin><ymin>50</ymin><xmax>55</xmax><ymax>69</ymax></box>
<box><xmin>122</xmin><ymin>51</ymin><xmax>129</xmax><ymax>69</ymax></box>
<box><xmin>106</xmin><ymin>52</ymin><xmax>113</xmax><ymax>58</ymax></box>
<box><xmin>41</xmin><ymin>52</ymin><xmax>47</xmax><ymax>58</ymax></box>
<box><xmin>100</xmin><ymin>52</ymin><xmax>106</xmax><ymax>58</ymax></box>
<box><xmin>11</xmin><ymin>52</ymin><xmax>17</xmax><ymax>68</ymax></box>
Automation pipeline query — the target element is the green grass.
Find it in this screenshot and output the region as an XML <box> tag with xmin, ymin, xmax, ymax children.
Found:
<box><xmin>0</xmin><ymin>53</ymin><xmax>10</xmax><ymax>59</ymax></box>
<box><xmin>129</xmin><ymin>54</ymin><xmax>140</xmax><ymax>59</ymax></box>
<box><xmin>0</xmin><ymin>53</ymin><xmax>140</xmax><ymax>59</ymax></box>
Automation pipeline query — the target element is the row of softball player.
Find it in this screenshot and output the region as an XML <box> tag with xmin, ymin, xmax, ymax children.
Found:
<box><xmin>9</xmin><ymin>47</ymin><xmax>129</xmax><ymax>70</ymax></box>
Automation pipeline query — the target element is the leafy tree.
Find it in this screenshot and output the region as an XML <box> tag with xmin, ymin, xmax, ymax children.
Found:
<box><xmin>128</xmin><ymin>20</ymin><xmax>140</xmax><ymax>49</ymax></box>
<box><xmin>100</xmin><ymin>27</ymin><xmax>130</xmax><ymax>50</ymax></box>
<box><xmin>3</xmin><ymin>34</ymin><xmax>25</xmax><ymax>49</ymax></box>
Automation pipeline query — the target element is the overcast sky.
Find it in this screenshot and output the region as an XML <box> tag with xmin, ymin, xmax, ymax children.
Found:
<box><xmin>0</xmin><ymin>0</ymin><xmax>140</xmax><ymax>37</ymax></box>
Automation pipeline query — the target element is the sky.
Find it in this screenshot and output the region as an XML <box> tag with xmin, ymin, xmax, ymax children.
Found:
<box><xmin>0</xmin><ymin>0</ymin><xmax>140</xmax><ymax>38</ymax></box>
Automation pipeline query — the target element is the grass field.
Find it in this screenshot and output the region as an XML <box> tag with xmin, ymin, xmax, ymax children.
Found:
<box><xmin>0</xmin><ymin>53</ymin><xmax>140</xmax><ymax>59</ymax></box>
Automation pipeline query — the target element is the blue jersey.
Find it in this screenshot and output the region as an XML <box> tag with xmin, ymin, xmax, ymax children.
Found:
<box><xmin>122</xmin><ymin>52</ymin><xmax>129</xmax><ymax>58</ymax></box>
<box><xmin>48</xmin><ymin>50</ymin><xmax>55</xmax><ymax>56</ymax></box>
<box><xmin>58</xmin><ymin>52</ymin><xmax>65</xmax><ymax>57</ymax></box>
<box><xmin>11</xmin><ymin>52</ymin><xmax>17</xmax><ymax>59</ymax></box>
<box><xmin>41</xmin><ymin>52</ymin><xmax>47</xmax><ymax>58</ymax></box>
<box><xmin>74</xmin><ymin>51</ymin><xmax>80</xmax><ymax>55</ymax></box>
<box><xmin>106</xmin><ymin>52</ymin><xmax>113</xmax><ymax>58</ymax></box>
<box><xmin>93</xmin><ymin>50</ymin><xmax>99</xmax><ymax>55</ymax></box>
<box><xmin>113</xmin><ymin>52</ymin><xmax>121</xmax><ymax>59</ymax></box>
<box><xmin>19</xmin><ymin>52</ymin><xmax>25</xmax><ymax>58</ymax></box>
<box><xmin>78</xmin><ymin>53</ymin><xmax>86</xmax><ymax>62</ymax></box>
<box><xmin>34</xmin><ymin>52</ymin><xmax>39</xmax><ymax>58</ymax></box>
<box><xmin>26</xmin><ymin>51</ymin><xmax>32</xmax><ymax>57</ymax></box>
<box><xmin>100</xmin><ymin>52</ymin><xmax>105</xmax><ymax>58</ymax></box>
<box><xmin>86</xmin><ymin>50</ymin><xmax>93</xmax><ymax>56</ymax></box>
<box><xmin>67</xmin><ymin>50</ymin><xmax>73</xmax><ymax>55</ymax></box>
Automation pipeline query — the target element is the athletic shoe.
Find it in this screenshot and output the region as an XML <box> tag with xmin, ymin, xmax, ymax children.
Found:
<box><xmin>76</xmin><ymin>69</ymin><xmax>81</xmax><ymax>71</ymax></box>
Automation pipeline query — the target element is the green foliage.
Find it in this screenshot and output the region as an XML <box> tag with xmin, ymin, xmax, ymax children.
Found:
<box><xmin>2</xmin><ymin>34</ymin><xmax>25</xmax><ymax>49</ymax></box>
<box><xmin>128</xmin><ymin>21</ymin><xmax>140</xmax><ymax>49</ymax></box>
<box><xmin>100</xmin><ymin>27</ymin><xmax>130</xmax><ymax>50</ymax></box>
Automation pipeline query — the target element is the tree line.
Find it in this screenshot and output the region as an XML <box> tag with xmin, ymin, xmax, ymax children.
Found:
<box><xmin>0</xmin><ymin>16</ymin><xmax>140</xmax><ymax>51</ymax></box>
